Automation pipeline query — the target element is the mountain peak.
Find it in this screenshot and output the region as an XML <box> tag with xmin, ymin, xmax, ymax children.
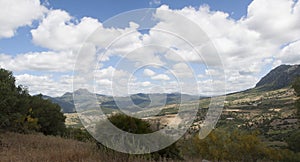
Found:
<box><xmin>255</xmin><ymin>64</ymin><xmax>300</xmax><ymax>91</ymax></box>
<box><xmin>74</xmin><ymin>88</ymin><xmax>93</xmax><ymax>95</ymax></box>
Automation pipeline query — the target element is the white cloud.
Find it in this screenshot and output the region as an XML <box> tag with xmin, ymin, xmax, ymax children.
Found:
<box><xmin>141</xmin><ymin>81</ymin><xmax>152</xmax><ymax>87</ymax></box>
<box><xmin>143</xmin><ymin>69</ymin><xmax>156</xmax><ymax>76</ymax></box>
<box><xmin>244</xmin><ymin>0</ymin><xmax>300</xmax><ymax>44</ymax></box>
<box><xmin>0</xmin><ymin>0</ymin><xmax>47</xmax><ymax>38</ymax></box>
<box><xmin>151</xmin><ymin>74</ymin><xmax>170</xmax><ymax>80</ymax></box>
<box><xmin>96</xmin><ymin>79</ymin><xmax>112</xmax><ymax>86</ymax></box>
<box><xmin>15</xmin><ymin>74</ymin><xmax>73</xmax><ymax>97</ymax></box>
<box><xmin>31</xmin><ymin>9</ymin><xmax>101</xmax><ymax>51</ymax></box>
<box><xmin>0</xmin><ymin>51</ymin><xmax>75</xmax><ymax>72</ymax></box>
<box><xmin>276</xmin><ymin>40</ymin><xmax>300</xmax><ymax>65</ymax></box>
<box><xmin>205</xmin><ymin>69</ymin><xmax>222</xmax><ymax>76</ymax></box>
<box><xmin>146</xmin><ymin>1</ymin><xmax>300</xmax><ymax>94</ymax></box>
<box><xmin>172</xmin><ymin>62</ymin><xmax>193</xmax><ymax>77</ymax></box>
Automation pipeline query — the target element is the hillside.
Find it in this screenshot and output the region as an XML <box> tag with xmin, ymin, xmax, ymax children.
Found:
<box><xmin>65</xmin><ymin>64</ymin><xmax>300</xmax><ymax>146</ymax></box>
<box><xmin>256</xmin><ymin>64</ymin><xmax>300</xmax><ymax>91</ymax></box>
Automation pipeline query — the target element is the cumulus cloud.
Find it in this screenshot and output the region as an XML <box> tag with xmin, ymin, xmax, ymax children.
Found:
<box><xmin>0</xmin><ymin>51</ymin><xmax>75</xmax><ymax>72</ymax></box>
<box><xmin>276</xmin><ymin>40</ymin><xmax>300</xmax><ymax>65</ymax></box>
<box><xmin>143</xmin><ymin>69</ymin><xmax>156</xmax><ymax>76</ymax></box>
<box><xmin>0</xmin><ymin>0</ymin><xmax>47</xmax><ymax>38</ymax></box>
<box><xmin>15</xmin><ymin>74</ymin><xmax>73</xmax><ymax>97</ymax></box>
<box><xmin>244</xmin><ymin>0</ymin><xmax>300</xmax><ymax>44</ymax></box>
<box><xmin>31</xmin><ymin>9</ymin><xmax>102</xmax><ymax>51</ymax></box>
<box><xmin>153</xmin><ymin>1</ymin><xmax>299</xmax><ymax>94</ymax></box>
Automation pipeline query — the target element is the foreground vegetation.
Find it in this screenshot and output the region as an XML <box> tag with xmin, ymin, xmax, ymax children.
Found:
<box><xmin>0</xmin><ymin>68</ymin><xmax>65</xmax><ymax>135</ymax></box>
<box><xmin>0</xmin><ymin>132</ymin><xmax>167</xmax><ymax>162</ymax></box>
<box><xmin>1</xmin><ymin>67</ymin><xmax>300</xmax><ymax>161</ymax></box>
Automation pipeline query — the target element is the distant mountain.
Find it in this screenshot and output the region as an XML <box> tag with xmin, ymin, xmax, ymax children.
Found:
<box><xmin>43</xmin><ymin>92</ymin><xmax>75</xmax><ymax>113</ymax></box>
<box><xmin>100</xmin><ymin>93</ymin><xmax>199</xmax><ymax>111</ymax></box>
<box><xmin>44</xmin><ymin>89</ymin><xmax>199</xmax><ymax>113</ymax></box>
<box><xmin>255</xmin><ymin>64</ymin><xmax>300</xmax><ymax>91</ymax></box>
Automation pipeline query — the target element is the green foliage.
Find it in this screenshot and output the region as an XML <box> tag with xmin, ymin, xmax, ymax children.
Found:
<box><xmin>95</xmin><ymin>113</ymin><xmax>182</xmax><ymax>160</ymax></box>
<box><xmin>286</xmin><ymin>130</ymin><xmax>300</xmax><ymax>152</ymax></box>
<box><xmin>0</xmin><ymin>68</ymin><xmax>31</xmax><ymax>131</ymax></box>
<box><xmin>292</xmin><ymin>77</ymin><xmax>300</xmax><ymax>96</ymax></box>
<box><xmin>108</xmin><ymin>113</ymin><xmax>152</xmax><ymax>134</ymax></box>
<box><xmin>181</xmin><ymin>128</ymin><xmax>284</xmax><ymax>161</ymax></box>
<box><xmin>292</xmin><ymin>77</ymin><xmax>300</xmax><ymax>117</ymax></box>
<box><xmin>29</xmin><ymin>95</ymin><xmax>66</xmax><ymax>135</ymax></box>
<box><xmin>0</xmin><ymin>68</ymin><xmax>66</xmax><ymax>135</ymax></box>
<box><xmin>267</xmin><ymin>149</ymin><xmax>300</xmax><ymax>162</ymax></box>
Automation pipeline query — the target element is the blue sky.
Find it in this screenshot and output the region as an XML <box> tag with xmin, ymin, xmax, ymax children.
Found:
<box><xmin>45</xmin><ymin>0</ymin><xmax>253</xmax><ymax>20</ymax></box>
<box><xmin>0</xmin><ymin>0</ymin><xmax>299</xmax><ymax>96</ymax></box>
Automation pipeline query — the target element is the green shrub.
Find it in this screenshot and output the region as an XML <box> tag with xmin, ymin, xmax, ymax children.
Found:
<box><xmin>95</xmin><ymin>113</ymin><xmax>182</xmax><ymax>160</ymax></box>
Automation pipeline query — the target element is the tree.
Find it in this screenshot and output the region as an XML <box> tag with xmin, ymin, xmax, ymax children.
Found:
<box><xmin>30</xmin><ymin>95</ymin><xmax>66</xmax><ymax>135</ymax></box>
<box><xmin>107</xmin><ymin>113</ymin><xmax>152</xmax><ymax>134</ymax></box>
<box><xmin>0</xmin><ymin>68</ymin><xmax>31</xmax><ymax>131</ymax></box>
<box><xmin>0</xmin><ymin>68</ymin><xmax>66</xmax><ymax>135</ymax></box>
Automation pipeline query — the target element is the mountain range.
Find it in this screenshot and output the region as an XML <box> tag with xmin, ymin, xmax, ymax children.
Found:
<box><xmin>43</xmin><ymin>89</ymin><xmax>200</xmax><ymax>113</ymax></box>
<box><xmin>44</xmin><ymin>64</ymin><xmax>300</xmax><ymax>113</ymax></box>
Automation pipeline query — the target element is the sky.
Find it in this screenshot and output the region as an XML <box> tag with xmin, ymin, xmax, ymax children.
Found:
<box><xmin>0</xmin><ymin>0</ymin><xmax>300</xmax><ymax>97</ymax></box>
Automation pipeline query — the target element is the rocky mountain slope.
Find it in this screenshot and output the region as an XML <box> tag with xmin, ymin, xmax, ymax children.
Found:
<box><xmin>255</xmin><ymin>64</ymin><xmax>300</xmax><ymax>90</ymax></box>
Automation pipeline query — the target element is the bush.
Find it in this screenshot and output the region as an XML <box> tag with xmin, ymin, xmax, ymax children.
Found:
<box><xmin>181</xmin><ymin>128</ymin><xmax>279</xmax><ymax>161</ymax></box>
<box><xmin>95</xmin><ymin>113</ymin><xmax>182</xmax><ymax>160</ymax></box>
<box><xmin>286</xmin><ymin>130</ymin><xmax>300</xmax><ymax>152</ymax></box>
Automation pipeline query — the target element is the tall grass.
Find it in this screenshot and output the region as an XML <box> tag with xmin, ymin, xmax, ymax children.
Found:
<box><xmin>0</xmin><ymin>132</ymin><xmax>186</xmax><ymax>162</ymax></box>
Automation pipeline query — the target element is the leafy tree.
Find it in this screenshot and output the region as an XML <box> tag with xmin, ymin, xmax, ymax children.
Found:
<box><xmin>0</xmin><ymin>68</ymin><xmax>66</xmax><ymax>135</ymax></box>
<box><xmin>30</xmin><ymin>95</ymin><xmax>66</xmax><ymax>135</ymax></box>
<box><xmin>0</xmin><ymin>68</ymin><xmax>31</xmax><ymax>131</ymax></box>
<box><xmin>107</xmin><ymin>113</ymin><xmax>152</xmax><ymax>134</ymax></box>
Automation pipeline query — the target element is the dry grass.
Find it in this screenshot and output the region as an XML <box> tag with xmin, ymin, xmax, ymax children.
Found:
<box><xmin>0</xmin><ymin>132</ymin><xmax>190</xmax><ymax>162</ymax></box>
<box><xmin>0</xmin><ymin>132</ymin><xmax>101</xmax><ymax>162</ymax></box>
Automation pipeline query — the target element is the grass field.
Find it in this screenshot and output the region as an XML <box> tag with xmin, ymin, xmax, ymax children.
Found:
<box><xmin>0</xmin><ymin>132</ymin><xmax>195</xmax><ymax>162</ymax></box>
